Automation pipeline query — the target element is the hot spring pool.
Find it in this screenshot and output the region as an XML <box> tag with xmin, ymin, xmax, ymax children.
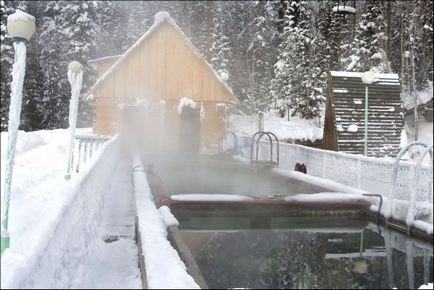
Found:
<box><xmin>150</xmin><ymin>154</ymin><xmax>326</xmax><ymax>198</ymax></box>
<box><xmin>178</xmin><ymin>216</ymin><xmax>433</xmax><ymax>289</ymax></box>
<box><xmin>143</xmin><ymin>154</ymin><xmax>433</xmax><ymax>289</ymax></box>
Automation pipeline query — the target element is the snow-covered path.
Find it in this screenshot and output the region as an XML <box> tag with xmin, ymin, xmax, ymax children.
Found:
<box><xmin>1</xmin><ymin>130</ymin><xmax>142</xmax><ymax>288</ymax></box>
<box><xmin>76</xmin><ymin>157</ymin><xmax>141</xmax><ymax>289</ymax></box>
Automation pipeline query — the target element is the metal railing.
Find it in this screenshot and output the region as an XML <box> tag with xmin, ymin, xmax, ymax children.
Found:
<box><xmin>71</xmin><ymin>134</ymin><xmax>111</xmax><ymax>173</ymax></box>
<box><xmin>406</xmin><ymin>145</ymin><xmax>433</xmax><ymax>228</ymax></box>
<box><xmin>238</xmin><ymin>135</ymin><xmax>433</xmax><ymax>227</ymax></box>
<box><xmin>218</xmin><ymin>131</ymin><xmax>239</xmax><ymax>154</ymax></box>
<box><xmin>250</xmin><ymin>131</ymin><xmax>279</xmax><ymax>167</ymax></box>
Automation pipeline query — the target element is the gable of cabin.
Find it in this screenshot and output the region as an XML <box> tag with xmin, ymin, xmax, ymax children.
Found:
<box><xmin>93</xmin><ymin>21</ymin><xmax>234</xmax><ymax>103</ymax></box>
<box><xmin>90</xmin><ymin>19</ymin><xmax>236</xmax><ymax>146</ymax></box>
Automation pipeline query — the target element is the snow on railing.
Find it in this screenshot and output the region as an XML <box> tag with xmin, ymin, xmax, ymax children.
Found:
<box><xmin>71</xmin><ymin>134</ymin><xmax>111</xmax><ymax>173</ymax></box>
<box><xmin>238</xmin><ymin>135</ymin><xmax>433</xmax><ymax>228</ymax></box>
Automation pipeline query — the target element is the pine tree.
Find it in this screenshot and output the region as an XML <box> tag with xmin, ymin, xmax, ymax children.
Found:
<box><xmin>210</xmin><ymin>1</ymin><xmax>232</xmax><ymax>83</ymax></box>
<box><xmin>342</xmin><ymin>1</ymin><xmax>391</xmax><ymax>73</ymax></box>
<box><xmin>273</xmin><ymin>1</ymin><xmax>325</xmax><ymax>120</ymax></box>
<box><xmin>241</xmin><ymin>1</ymin><xmax>276</xmax><ymax>116</ymax></box>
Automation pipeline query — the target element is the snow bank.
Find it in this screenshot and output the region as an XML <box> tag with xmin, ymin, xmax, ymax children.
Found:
<box><xmin>284</xmin><ymin>192</ymin><xmax>367</xmax><ymax>202</ymax></box>
<box><xmin>272</xmin><ymin>169</ymin><xmax>365</xmax><ymax>194</ymax></box>
<box><xmin>228</xmin><ymin>113</ymin><xmax>323</xmax><ymax>142</ymax></box>
<box><xmin>171</xmin><ymin>193</ymin><xmax>254</xmax><ymax>202</ymax></box>
<box><xmin>412</xmin><ymin>220</ymin><xmax>434</xmax><ymax>235</ymax></box>
<box><xmin>159</xmin><ymin>205</ymin><xmax>179</xmax><ymax>227</ymax></box>
<box><xmin>132</xmin><ymin>155</ymin><xmax>199</xmax><ymax>289</ymax></box>
<box><xmin>1</xmin><ymin>129</ymin><xmax>91</xmax><ymax>201</ymax></box>
<box><xmin>1</xmin><ymin>135</ymin><xmax>119</xmax><ymax>288</ymax></box>
<box><xmin>403</xmin><ymin>81</ymin><xmax>433</xmax><ymax>110</ymax></box>
<box><xmin>419</xmin><ymin>283</ymin><xmax>434</xmax><ymax>289</ymax></box>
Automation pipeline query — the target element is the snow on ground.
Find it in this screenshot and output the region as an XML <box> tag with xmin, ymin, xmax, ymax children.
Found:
<box><xmin>403</xmin><ymin>81</ymin><xmax>433</xmax><ymax>110</ymax></box>
<box><xmin>419</xmin><ymin>283</ymin><xmax>434</xmax><ymax>289</ymax></box>
<box><xmin>171</xmin><ymin>193</ymin><xmax>254</xmax><ymax>202</ymax></box>
<box><xmin>228</xmin><ymin>112</ymin><xmax>323</xmax><ymax>142</ymax></box>
<box><xmin>76</xmin><ymin>157</ymin><xmax>141</xmax><ymax>289</ymax></box>
<box><xmin>132</xmin><ymin>155</ymin><xmax>199</xmax><ymax>289</ymax></box>
<box><xmin>399</xmin><ymin>119</ymin><xmax>433</xmax><ymax>164</ymax></box>
<box><xmin>417</xmin><ymin>120</ymin><xmax>433</xmax><ymax>147</ymax></box>
<box><xmin>159</xmin><ymin>205</ymin><xmax>179</xmax><ymax>227</ymax></box>
<box><xmin>0</xmin><ymin>128</ymin><xmax>90</xmax><ymax>255</ymax></box>
<box><xmin>1</xmin><ymin>129</ymin><xmax>140</xmax><ymax>289</ymax></box>
<box><xmin>284</xmin><ymin>192</ymin><xmax>366</xmax><ymax>202</ymax></box>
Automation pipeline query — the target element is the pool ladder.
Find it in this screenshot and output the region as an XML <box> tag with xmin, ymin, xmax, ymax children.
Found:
<box><xmin>250</xmin><ymin>131</ymin><xmax>279</xmax><ymax>167</ymax></box>
<box><xmin>218</xmin><ymin>131</ymin><xmax>239</xmax><ymax>155</ymax></box>
<box><xmin>385</xmin><ymin>141</ymin><xmax>433</xmax><ymax>232</ymax></box>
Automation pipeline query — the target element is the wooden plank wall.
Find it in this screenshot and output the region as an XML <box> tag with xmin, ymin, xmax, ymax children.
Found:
<box><xmin>330</xmin><ymin>73</ymin><xmax>403</xmax><ymax>157</ymax></box>
<box><xmin>92</xmin><ymin>21</ymin><xmax>233</xmax><ymax>145</ymax></box>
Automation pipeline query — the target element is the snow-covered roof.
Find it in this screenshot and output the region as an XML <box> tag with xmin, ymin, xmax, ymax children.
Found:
<box><xmin>87</xmin><ymin>11</ymin><xmax>238</xmax><ymax>104</ymax></box>
<box><xmin>331</xmin><ymin>71</ymin><xmax>399</xmax><ymax>81</ymax></box>
<box><xmin>87</xmin><ymin>55</ymin><xmax>121</xmax><ymax>66</ymax></box>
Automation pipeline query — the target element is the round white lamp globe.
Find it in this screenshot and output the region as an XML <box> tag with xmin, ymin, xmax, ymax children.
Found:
<box><xmin>6</xmin><ymin>10</ymin><xmax>36</xmax><ymax>41</ymax></box>
<box><xmin>361</xmin><ymin>70</ymin><xmax>376</xmax><ymax>84</ymax></box>
<box><xmin>68</xmin><ymin>61</ymin><xmax>83</xmax><ymax>74</ymax></box>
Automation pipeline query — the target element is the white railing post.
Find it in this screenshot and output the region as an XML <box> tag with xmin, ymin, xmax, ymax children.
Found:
<box><xmin>405</xmin><ymin>145</ymin><xmax>433</xmax><ymax>227</ymax></box>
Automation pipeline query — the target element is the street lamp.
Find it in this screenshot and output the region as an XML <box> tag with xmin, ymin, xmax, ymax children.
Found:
<box><xmin>64</xmin><ymin>61</ymin><xmax>83</xmax><ymax>180</ymax></box>
<box><xmin>361</xmin><ymin>70</ymin><xmax>376</xmax><ymax>156</ymax></box>
<box><xmin>1</xmin><ymin>9</ymin><xmax>36</xmax><ymax>253</ymax></box>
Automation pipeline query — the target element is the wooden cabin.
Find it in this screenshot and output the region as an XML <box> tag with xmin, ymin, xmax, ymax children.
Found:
<box><xmin>323</xmin><ymin>71</ymin><xmax>404</xmax><ymax>157</ymax></box>
<box><xmin>87</xmin><ymin>11</ymin><xmax>239</xmax><ymax>152</ymax></box>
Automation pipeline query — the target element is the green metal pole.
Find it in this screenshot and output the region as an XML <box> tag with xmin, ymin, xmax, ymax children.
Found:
<box><xmin>364</xmin><ymin>86</ymin><xmax>369</xmax><ymax>156</ymax></box>
<box><xmin>359</xmin><ymin>228</ymin><xmax>364</xmax><ymax>257</ymax></box>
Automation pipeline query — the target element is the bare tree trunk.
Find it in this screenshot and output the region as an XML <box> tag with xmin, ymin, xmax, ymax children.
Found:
<box><xmin>258</xmin><ymin>112</ymin><xmax>264</xmax><ymax>132</ymax></box>
<box><xmin>410</xmin><ymin>12</ymin><xmax>419</xmax><ymax>141</ymax></box>
<box><xmin>400</xmin><ymin>12</ymin><xmax>405</xmax><ymax>102</ymax></box>
<box><xmin>385</xmin><ymin>1</ymin><xmax>392</xmax><ymax>61</ymax></box>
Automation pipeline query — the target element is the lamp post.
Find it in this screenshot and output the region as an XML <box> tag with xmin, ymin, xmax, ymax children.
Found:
<box><xmin>64</xmin><ymin>61</ymin><xmax>83</xmax><ymax>180</ymax></box>
<box><xmin>1</xmin><ymin>10</ymin><xmax>36</xmax><ymax>253</ymax></box>
<box><xmin>361</xmin><ymin>70</ymin><xmax>376</xmax><ymax>156</ymax></box>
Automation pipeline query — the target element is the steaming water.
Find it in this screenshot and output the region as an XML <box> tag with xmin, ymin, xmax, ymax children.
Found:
<box><xmin>178</xmin><ymin>216</ymin><xmax>433</xmax><ymax>289</ymax></box>
<box><xmin>150</xmin><ymin>154</ymin><xmax>324</xmax><ymax>197</ymax></box>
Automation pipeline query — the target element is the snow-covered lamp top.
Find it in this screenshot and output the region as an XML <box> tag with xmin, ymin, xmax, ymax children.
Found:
<box><xmin>154</xmin><ymin>11</ymin><xmax>171</xmax><ymax>24</ymax></box>
<box><xmin>361</xmin><ymin>70</ymin><xmax>376</xmax><ymax>84</ymax></box>
<box><xmin>6</xmin><ymin>9</ymin><xmax>36</xmax><ymax>41</ymax></box>
<box><xmin>68</xmin><ymin>61</ymin><xmax>83</xmax><ymax>74</ymax></box>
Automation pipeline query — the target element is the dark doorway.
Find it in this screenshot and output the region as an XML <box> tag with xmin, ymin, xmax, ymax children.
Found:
<box><xmin>179</xmin><ymin>106</ymin><xmax>201</xmax><ymax>153</ymax></box>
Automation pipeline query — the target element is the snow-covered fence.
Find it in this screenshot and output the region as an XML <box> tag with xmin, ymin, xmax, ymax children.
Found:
<box><xmin>239</xmin><ymin>136</ymin><xmax>433</xmax><ymax>222</ymax></box>
<box><xmin>2</xmin><ymin>136</ymin><xmax>120</xmax><ymax>288</ymax></box>
<box><xmin>71</xmin><ymin>134</ymin><xmax>111</xmax><ymax>173</ymax></box>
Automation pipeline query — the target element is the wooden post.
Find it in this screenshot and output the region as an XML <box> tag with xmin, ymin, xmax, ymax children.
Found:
<box><xmin>323</xmin><ymin>70</ymin><xmax>338</xmax><ymax>151</ymax></box>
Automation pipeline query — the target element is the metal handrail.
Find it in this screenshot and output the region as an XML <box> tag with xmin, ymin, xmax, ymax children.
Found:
<box><xmin>255</xmin><ymin>132</ymin><xmax>274</xmax><ymax>164</ymax></box>
<box><xmin>406</xmin><ymin>145</ymin><xmax>433</xmax><ymax>228</ymax></box>
<box><xmin>218</xmin><ymin>131</ymin><xmax>239</xmax><ymax>154</ymax></box>
<box><xmin>385</xmin><ymin>141</ymin><xmax>429</xmax><ymax>219</ymax></box>
<box><xmin>72</xmin><ymin>134</ymin><xmax>111</xmax><ymax>173</ymax></box>
<box><xmin>250</xmin><ymin>131</ymin><xmax>279</xmax><ymax>166</ymax></box>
